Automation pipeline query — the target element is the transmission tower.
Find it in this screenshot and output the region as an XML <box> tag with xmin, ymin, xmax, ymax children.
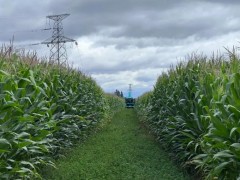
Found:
<box><xmin>42</xmin><ymin>14</ymin><xmax>75</xmax><ymax>66</ymax></box>
<box><xmin>128</xmin><ymin>84</ymin><xmax>132</xmax><ymax>98</ymax></box>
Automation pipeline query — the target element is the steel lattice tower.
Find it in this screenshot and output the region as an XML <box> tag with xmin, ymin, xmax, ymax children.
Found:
<box><xmin>42</xmin><ymin>14</ymin><xmax>75</xmax><ymax>66</ymax></box>
<box><xmin>128</xmin><ymin>84</ymin><xmax>132</xmax><ymax>98</ymax></box>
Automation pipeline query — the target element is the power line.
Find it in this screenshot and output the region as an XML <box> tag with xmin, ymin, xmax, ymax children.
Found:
<box><xmin>0</xmin><ymin>28</ymin><xmax>51</xmax><ymax>37</ymax></box>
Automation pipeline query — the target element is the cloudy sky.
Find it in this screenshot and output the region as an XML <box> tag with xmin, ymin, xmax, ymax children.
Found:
<box><xmin>1</xmin><ymin>0</ymin><xmax>240</xmax><ymax>97</ymax></box>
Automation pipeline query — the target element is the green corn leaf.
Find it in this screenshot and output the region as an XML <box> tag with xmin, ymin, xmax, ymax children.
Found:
<box><xmin>0</xmin><ymin>149</ymin><xmax>10</xmax><ymax>153</ymax></box>
<box><xmin>32</xmin><ymin>113</ymin><xmax>44</xmax><ymax>117</ymax></box>
<box><xmin>230</xmin><ymin>143</ymin><xmax>240</xmax><ymax>150</ymax></box>
<box><xmin>25</xmin><ymin>84</ymin><xmax>35</xmax><ymax>95</ymax></box>
<box><xmin>230</xmin><ymin>127</ymin><xmax>240</xmax><ymax>138</ymax></box>
<box><xmin>32</xmin><ymin>130</ymin><xmax>51</xmax><ymax>141</ymax></box>
<box><xmin>230</xmin><ymin>83</ymin><xmax>239</xmax><ymax>101</ymax></box>
<box><xmin>227</xmin><ymin>105</ymin><xmax>240</xmax><ymax>119</ymax></box>
<box><xmin>210</xmin><ymin>115</ymin><xmax>229</xmax><ymax>137</ymax></box>
<box><xmin>20</xmin><ymin>97</ymin><xmax>32</xmax><ymax>104</ymax></box>
<box><xmin>16</xmin><ymin>132</ymin><xmax>31</xmax><ymax>139</ymax></box>
<box><xmin>0</xmin><ymin>138</ymin><xmax>12</xmax><ymax>149</ymax></box>
<box><xmin>29</xmin><ymin>70</ymin><xmax>36</xmax><ymax>86</ymax></box>
<box><xmin>16</xmin><ymin>167</ymin><xmax>33</xmax><ymax>173</ymax></box>
<box><xmin>18</xmin><ymin>78</ymin><xmax>31</xmax><ymax>88</ymax></box>
<box><xmin>19</xmin><ymin>114</ymin><xmax>34</xmax><ymax>123</ymax></box>
<box><xmin>213</xmin><ymin>161</ymin><xmax>232</xmax><ymax>175</ymax></box>
<box><xmin>0</xmin><ymin>70</ymin><xmax>10</xmax><ymax>76</ymax></box>
<box><xmin>193</xmin><ymin>153</ymin><xmax>208</xmax><ymax>160</ymax></box>
<box><xmin>0</xmin><ymin>94</ymin><xmax>5</xmax><ymax>100</ymax></box>
<box><xmin>213</xmin><ymin>150</ymin><xmax>234</xmax><ymax>159</ymax></box>
<box><xmin>17</xmin><ymin>141</ymin><xmax>33</xmax><ymax>148</ymax></box>
<box><xmin>38</xmin><ymin>145</ymin><xmax>49</xmax><ymax>153</ymax></box>
<box><xmin>20</xmin><ymin>161</ymin><xmax>35</xmax><ymax>170</ymax></box>
<box><xmin>28</xmin><ymin>147</ymin><xmax>43</xmax><ymax>154</ymax></box>
<box><xmin>180</xmin><ymin>130</ymin><xmax>195</xmax><ymax>140</ymax></box>
<box><xmin>36</xmin><ymin>86</ymin><xmax>48</xmax><ymax>98</ymax></box>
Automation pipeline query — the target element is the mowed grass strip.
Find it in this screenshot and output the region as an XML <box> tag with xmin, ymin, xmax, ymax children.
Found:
<box><xmin>44</xmin><ymin>109</ymin><xmax>189</xmax><ymax>180</ymax></box>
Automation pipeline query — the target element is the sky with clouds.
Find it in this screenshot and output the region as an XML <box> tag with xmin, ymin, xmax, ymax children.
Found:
<box><xmin>1</xmin><ymin>0</ymin><xmax>240</xmax><ymax>97</ymax></box>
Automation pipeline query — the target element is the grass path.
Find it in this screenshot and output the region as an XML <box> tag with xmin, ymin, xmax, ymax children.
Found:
<box><xmin>44</xmin><ymin>109</ymin><xmax>189</xmax><ymax>180</ymax></box>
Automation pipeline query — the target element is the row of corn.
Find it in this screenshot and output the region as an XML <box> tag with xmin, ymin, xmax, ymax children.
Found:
<box><xmin>136</xmin><ymin>52</ymin><xmax>240</xmax><ymax>179</ymax></box>
<box><xmin>0</xmin><ymin>50</ymin><xmax>125</xmax><ymax>179</ymax></box>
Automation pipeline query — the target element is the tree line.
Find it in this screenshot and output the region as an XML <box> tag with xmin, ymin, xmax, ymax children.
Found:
<box><xmin>114</xmin><ymin>89</ymin><xmax>124</xmax><ymax>98</ymax></box>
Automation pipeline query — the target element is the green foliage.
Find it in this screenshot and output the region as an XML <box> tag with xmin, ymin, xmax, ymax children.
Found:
<box><xmin>135</xmin><ymin>91</ymin><xmax>152</xmax><ymax>122</ymax></box>
<box><xmin>0</xmin><ymin>53</ymin><xmax>124</xmax><ymax>179</ymax></box>
<box><xmin>105</xmin><ymin>93</ymin><xmax>125</xmax><ymax>114</ymax></box>
<box><xmin>43</xmin><ymin>109</ymin><xmax>188</xmax><ymax>180</ymax></box>
<box><xmin>136</xmin><ymin>52</ymin><xmax>240</xmax><ymax>179</ymax></box>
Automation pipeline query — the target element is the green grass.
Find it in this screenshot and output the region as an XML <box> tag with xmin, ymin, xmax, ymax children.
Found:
<box><xmin>43</xmin><ymin>109</ymin><xmax>188</xmax><ymax>180</ymax></box>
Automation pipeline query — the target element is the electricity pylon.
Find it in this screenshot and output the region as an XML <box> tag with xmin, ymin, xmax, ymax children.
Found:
<box><xmin>42</xmin><ymin>14</ymin><xmax>75</xmax><ymax>66</ymax></box>
<box><xmin>128</xmin><ymin>84</ymin><xmax>132</xmax><ymax>98</ymax></box>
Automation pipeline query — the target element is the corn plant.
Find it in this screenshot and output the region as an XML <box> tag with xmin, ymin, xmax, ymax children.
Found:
<box><xmin>136</xmin><ymin>51</ymin><xmax>240</xmax><ymax>179</ymax></box>
<box><xmin>0</xmin><ymin>47</ymin><xmax>125</xmax><ymax>179</ymax></box>
<box><xmin>105</xmin><ymin>93</ymin><xmax>125</xmax><ymax>114</ymax></box>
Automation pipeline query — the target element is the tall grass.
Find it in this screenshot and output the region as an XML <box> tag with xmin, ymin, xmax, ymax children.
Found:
<box><xmin>136</xmin><ymin>50</ymin><xmax>240</xmax><ymax>179</ymax></box>
<box><xmin>0</xmin><ymin>46</ymin><xmax>124</xmax><ymax>179</ymax></box>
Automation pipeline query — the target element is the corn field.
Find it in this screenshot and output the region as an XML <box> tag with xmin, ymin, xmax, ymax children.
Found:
<box><xmin>136</xmin><ymin>51</ymin><xmax>240</xmax><ymax>179</ymax></box>
<box><xmin>0</xmin><ymin>47</ymin><xmax>125</xmax><ymax>179</ymax></box>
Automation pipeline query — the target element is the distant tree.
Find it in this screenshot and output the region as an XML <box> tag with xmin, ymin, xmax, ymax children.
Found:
<box><xmin>114</xmin><ymin>89</ymin><xmax>120</xmax><ymax>97</ymax></box>
<box><xmin>114</xmin><ymin>89</ymin><xmax>123</xmax><ymax>98</ymax></box>
<box><xmin>120</xmin><ymin>91</ymin><xmax>123</xmax><ymax>98</ymax></box>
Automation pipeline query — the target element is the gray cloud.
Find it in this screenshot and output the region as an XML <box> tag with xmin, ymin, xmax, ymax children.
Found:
<box><xmin>1</xmin><ymin>0</ymin><xmax>240</xmax><ymax>96</ymax></box>
<box><xmin>2</xmin><ymin>0</ymin><xmax>240</xmax><ymax>41</ymax></box>
<box><xmin>199</xmin><ymin>0</ymin><xmax>240</xmax><ymax>4</ymax></box>
<box><xmin>63</xmin><ymin>0</ymin><xmax>240</xmax><ymax>40</ymax></box>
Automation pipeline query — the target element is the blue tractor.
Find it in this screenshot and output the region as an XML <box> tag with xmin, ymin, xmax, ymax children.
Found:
<box><xmin>125</xmin><ymin>84</ymin><xmax>135</xmax><ymax>108</ymax></box>
<box><xmin>125</xmin><ymin>97</ymin><xmax>135</xmax><ymax>108</ymax></box>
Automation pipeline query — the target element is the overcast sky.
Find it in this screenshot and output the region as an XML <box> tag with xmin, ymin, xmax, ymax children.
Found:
<box><xmin>1</xmin><ymin>0</ymin><xmax>240</xmax><ymax>97</ymax></box>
